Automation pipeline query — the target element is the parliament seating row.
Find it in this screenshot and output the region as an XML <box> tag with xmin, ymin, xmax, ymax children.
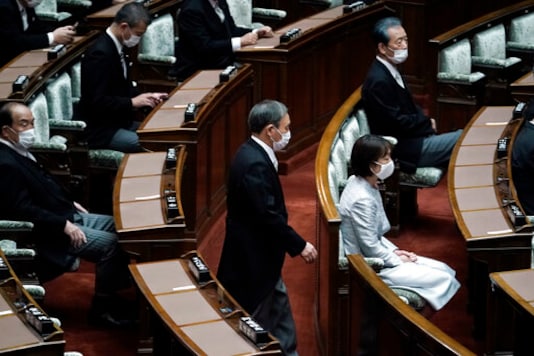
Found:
<box><xmin>315</xmin><ymin>86</ymin><xmax>448</xmax><ymax>355</ymax></box>
<box><xmin>429</xmin><ymin>0</ymin><xmax>534</xmax><ymax>132</ymax></box>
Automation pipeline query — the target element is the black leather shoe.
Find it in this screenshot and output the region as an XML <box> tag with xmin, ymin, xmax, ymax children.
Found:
<box><xmin>87</xmin><ymin>310</ymin><xmax>137</xmax><ymax>329</ymax></box>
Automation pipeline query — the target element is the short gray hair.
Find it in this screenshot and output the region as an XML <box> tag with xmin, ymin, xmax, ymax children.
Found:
<box><xmin>248</xmin><ymin>100</ymin><xmax>288</xmax><ymax>134</ymax></box>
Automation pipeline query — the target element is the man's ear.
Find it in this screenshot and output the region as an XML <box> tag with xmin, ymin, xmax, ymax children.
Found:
<box><xmin>377</xmin><ymin>42</ymin><xmax>387</xmax><ymax>55</ymax></box>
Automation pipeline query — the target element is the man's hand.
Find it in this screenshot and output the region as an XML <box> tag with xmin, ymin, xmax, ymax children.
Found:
<box><xmin>240</xmin><ymin>32</ymin><xmax>259</xmax><ymax>47</ymax></box>
<box><xmin>52</xmin><ymin>26</ymin><xmax>76</xmax><ymax>45</ymax></box>
<box><xmin>132</xmin><ymin>92</ymin><xmax>168</xmax><ymax>109</ymax></box>
<box><xmin>64</xmin><ymin>220</ymin><xmax>87</xmax><ymax>249</ymax></box>
<box><xmin>255</xmin><ymin>26</ymin><xmax>274</xmax><ymax>38</ymax></box>
<box><xmin>300</xmin><ymin>242</ymin><xmax>318</xmax><ymax>264</ymax></box>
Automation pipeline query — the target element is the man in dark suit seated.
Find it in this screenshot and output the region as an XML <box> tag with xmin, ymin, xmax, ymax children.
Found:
<box><xmin>80</xmin><ymin>2</ymin><xmax>168</xmax><ymax>153</ymax></box>
<box><xmin>0</xmin><ymin>0</ymin><xmax>76</xmax><ymax>67</ymax></box>
<box><xmin>170</xmin><ymin>0</ymin><xmax>274</xmax><ymax>82</ymax></box>
<box><xmin>217</xmin><ymin>100</ymin><xmax>318</xmax><ymax>356</ymax></box>
<box><xmin>0</xmin><ymin>102</ymin><xmax>134</xmax><ymax>327</ymax></box>
<box><xmin>512</xmin><ymin>100</ymin><xmax>534</xmax><ymax>217</ymax></box>
<box><xmin>361</xmin><ymin>16</ymin><xmax>462</xmax><ymax>174</ymax></box>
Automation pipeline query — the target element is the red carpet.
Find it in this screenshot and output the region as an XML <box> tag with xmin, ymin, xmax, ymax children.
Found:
<box><xmin>42</xmin><ymin>147</ymin><xmax>484</xmax><ymax>355</ymax></box>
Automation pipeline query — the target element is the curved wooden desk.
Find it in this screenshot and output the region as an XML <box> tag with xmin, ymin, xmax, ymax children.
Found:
<box><xmin>113</xmin><ymin>145</ymin><xmax>193</xmax><ymax>262</ymax></box>
<box><xmin>448</xmin><ymin>105</ymin><xmax>533</xmax><ymax>346</ymax></box>
<box><xmin>489</xmin><ymin>269</ymin><xmax>534</xmax><ymax>355</ymax></box>
<box><xmin>0</xmin><ymin>250</ymin><xmax>64</xmax><ymax>355</ymax></box>
<box><xmin>0</xmin><ymin>31</ymin><xmax>99</xmax><ymax>103</ymax></box>
<box><xmin>137</xmin><ymin>64</ymin><xmax>254</xmax><ymax>244</ymax></box>
<box><xmin>129</xmin><ymin>252</ymin><xmax>282</xmax><ymax>355</ymax></box>
<box><xmin>235</xmin><ymin>2</ymin><xmax>394</xmax><ymax>172</ymax></box>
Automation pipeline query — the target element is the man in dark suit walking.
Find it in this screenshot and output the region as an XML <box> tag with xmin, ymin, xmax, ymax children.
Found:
<box><xmin>171</xmin><ymin>0</ymin><xmax>273</xmax><ymax>82</ymax></box>
<box><xmin>80</xmin><ymin>2</ymin><xmax>167</xmax><ymax>153</ymax></box>
<box><xmin>0</xmin><ymin>0</ymin><xmax>76</xmax><ymax>67</ymax></box>
<box><xmin>217</xmin><ymin>100</ymin><xmax>317</xmax><ymax>356</ymax></box>
<box><xmin>0</xmin><ymin>102</ymin><xmax>133</xmax><ymax>327</ymax></box>
<box><xmin>361</xmin><ymin>16</ymin><xmax>462</xmax><ymax>174</ymax></box>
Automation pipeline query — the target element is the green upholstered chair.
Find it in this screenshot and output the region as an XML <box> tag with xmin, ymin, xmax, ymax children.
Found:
<box><xmin>438</xmin><ymin>38</ymin><xmax>486</xmax><ymax>85</ymax></box>
<box><xmin>472</xmin><ymin>24</ymin><xmax>522</xmax><ymax>69</ymax></box>
<box><xmin>138</xmin><ymin>13</ymin><xmax>177</xmax><ymax>66</ymax></box>
<box><xmin>227</xmin><ymin>0</ymin><xmax>286</xmax><ymax>29</ymax></box>
<box><xmin>507</xmin><ymin>12</ymin><xmax>534</xmax><ymax>53</ymax></box>
<box><xmin>34</xmin><ymin>0</ymin><xmax>72</xmax><ymax>23</ymax></box>
<box><xmin>28</xmin><ymin>92</ymin><xmax>69</xmax><ymax>152</ymax></box>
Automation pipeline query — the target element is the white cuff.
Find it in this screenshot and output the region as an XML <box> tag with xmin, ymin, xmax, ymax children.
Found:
<box><xmin>47</xmin><ymin>32</ymin><xmax>54</xmax><ymax>45</ymax></box>
<box><xmin>231</xmin><ymin>37</ymin><xmax>241</xmax><ymax>51</ymax></box>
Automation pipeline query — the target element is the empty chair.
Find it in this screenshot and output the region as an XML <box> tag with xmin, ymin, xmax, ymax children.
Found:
<box><xmin>35</xmin><ymin>0</ymin><xmax>72</xmax><ymax>23</ymax></box>
<box><xmin>28</xmin><ymin>92</ymin><xmax>68</xmax><ymax>152</ymax></box>
<box><xmin>227</xmin><ymin>0</ymin><xmax>286</xmax><ymax>29</ymax></box>
<box><xmin>438</xmin><ymin>38</ymin><xmax>486</xmax><ymax>84</ymax></box>
<box><xmin>138</xmin><ymin>13</ymin><xmax>177</xmax><ymax>66</ymax></box>
<box><xmin>508</xmin><ymin>12</ymin><xmax>534</xmax><ymax>52</ymax></box>
<box><xmin>472</xmin><ymin>24</ymin><xmax>522</xmax><ymax>69</ymax></box>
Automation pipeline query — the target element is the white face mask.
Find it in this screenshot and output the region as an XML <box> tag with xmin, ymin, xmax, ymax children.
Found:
<box><xmin>10</xmin><ymin>128</ymin><xmax>36</xmax><ymax>150</ymax></box>
<box><xmin>124</xmin><ymin>34</ymin><xmax>140</xmax><ymax>48</ymax></box>
<box><xmin>271</xmin><ymin>128</ymin><xmax>291</xmax><ymax>152</ymax></box>
<box><xmin>25</xmin><ymin>0</ymin><xmax>42</xmax><ymax>7</ymax></box>
<box><xmin>387</xmin><ymin>48</ymin><xmax>408</xmax><ymax>64</ymax></box>
<box><xmin>373</xmin><ymin>159</ymin><xmax>395</xmax><ymax>180</ymax></box>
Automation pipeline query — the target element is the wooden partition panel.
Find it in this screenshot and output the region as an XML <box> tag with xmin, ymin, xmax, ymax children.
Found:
<box><xmin>347</xmin><ymin>254</ymin><xmax>475</xmax><ymax>356</ymax></box>
<box><xmin>137</xmin><ymin>65</ymin><xmax>254</xmax><ymax>244</ymax></box>
<box><xmin>314</xmin><ymin>87</ymin><xmax>362</xmax><ymax>356</ymax></box>
<box><xmin>236</xmin><ymin>3</ymin><xmax>395</xmax><ymax>173</ymax></box>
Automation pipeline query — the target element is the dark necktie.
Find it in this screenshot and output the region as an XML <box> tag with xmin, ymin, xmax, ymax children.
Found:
<box><xmin>120</xmin><ymin>50</ymin><xmax>127</xmax><ymax>78</ymax></box>
<box><xmin>20</xmin><ymin>6</ymin><xmax>29</xmax><ymax>31</ymax></box>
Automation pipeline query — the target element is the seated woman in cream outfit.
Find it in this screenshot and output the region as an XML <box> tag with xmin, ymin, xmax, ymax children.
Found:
<box><xmin>338</xmin><ymin>134</ymin><xmax>460</xmax><ymax>310</ymax></box>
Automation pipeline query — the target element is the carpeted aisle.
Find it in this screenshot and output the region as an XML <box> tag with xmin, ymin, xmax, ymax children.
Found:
<box><xmin>42</xmin><ymin>147</ymin><xmax>484</xmax><ymax>355</ymax></box>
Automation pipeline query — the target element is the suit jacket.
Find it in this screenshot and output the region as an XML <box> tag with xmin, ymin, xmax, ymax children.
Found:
<box><xmin>0</xmin><ymin>143</ymin><xmax>77</xmax><ymax>270</ymax></box>
<box><xmin>174</xmin><ymin>0</ymin><xmax>250</xmax><ymax>82</ymax></box>
<box><xmin>216</xmin><ymin>138</ymin><xmax>306</xmax><ymax>312</ymax></box>
<box><xmin>0</xmin><ymin>0</ymin><xmax>51</xmax><ymax>67</ymax></box>
<box><xmin>80</xmin><ymin>32</ymin><xmax>137</xmax><ymax>148</ymax></box>
<box><xmin>511</xmin><ymin>120</ymin><xmax>534</xmax><ymax>215</ymax></box>
<box><xmin>361</xmin><ymin>59</ymin><xmax>435</xmax><ymax>173</ymax></box>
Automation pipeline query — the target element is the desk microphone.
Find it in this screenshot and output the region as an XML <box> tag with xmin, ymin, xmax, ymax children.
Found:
<box><xmin>47</xmin><ymin>44</ymin><xmax>67</xmax><ymax>61</ymax></box>
<box><xmin>343</xmin><ymin>1</ymin><xmax>365</xmax><ymax>13</ymax></box>
<box><xmin>280</xmin><ymin>28</ymin><xmax>301</xmax><ymax>43</ymax></box>
<box><xmin>219</xmin><ymin>65</ymin><xmax>237</xmax><ymax>83</ymax></box>
<box><xmin>12</xmin><ymin>75</ymin><xmax>29</xmax><ymax>92</ymax></box>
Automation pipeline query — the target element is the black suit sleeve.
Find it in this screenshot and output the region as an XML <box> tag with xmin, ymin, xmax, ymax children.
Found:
<box><xmin>241</xmin><ymin>161</ymin><xmax>306</xmax><ymax>257</ymax></box>
<box><xmin>0</xmin><ymin>3</ymin><xmax>50</xmax><ymax>65</ymax></box>
<box><xmin>81</xmin><ymin>45</ymin><xmax>134</xmax><ymax>119</ymax></box>
<box><xmin>364</xmin><ymin>76</ymin><xmax>433</xmax><ymax>137</ymax></box>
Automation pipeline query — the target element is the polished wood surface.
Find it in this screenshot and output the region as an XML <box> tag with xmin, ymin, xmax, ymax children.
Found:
<box><xmin>0</xmin><ymin>31</ymin><xmax>99</xmax><ymax>103</ymax></box>
<box><xmin>138</xmin><ymin>64</ymin><xmax>254</xmax><ymax>244</ymax></box>
<box><xmin>489</xmin><ymin>269</ymin><xmax>534</xmax><ymax>355</ymax></box>
<box><xmin>129</xmin><ymin>253</ymin><xmax>282</xmax><ymax>355</ymax></box>
<box><xmin>510</xmin><ymin>71</ymin><xmax>534</xmax><ymax>102</ymax></box>
<box><xmin>448</xmin><ymin>105</ymin><xmax>533</xmax><ymax>348</ymax></box>
<box><xmin>84</xmin><ymin>0</ymin><xmax>181</xmax><ymax>31</ymax></box>
<box><xmin>347</xmin><ymin>254</ymin><xmax>475</xmax><ymax>356</ymax></box>
<box><xmin>113</xmin><ymin>145</ymin><xmax>192</xmax><ymax>262</ymax></box>
<box><xmin>236</xmin><ymin>3</ymin><xmax>395</xmax><ymax>172</ymax></box>
<box><xmin>0</xmin><ymin>250</ymin><xmax>65</xmax><ymax>355</ymax></box>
